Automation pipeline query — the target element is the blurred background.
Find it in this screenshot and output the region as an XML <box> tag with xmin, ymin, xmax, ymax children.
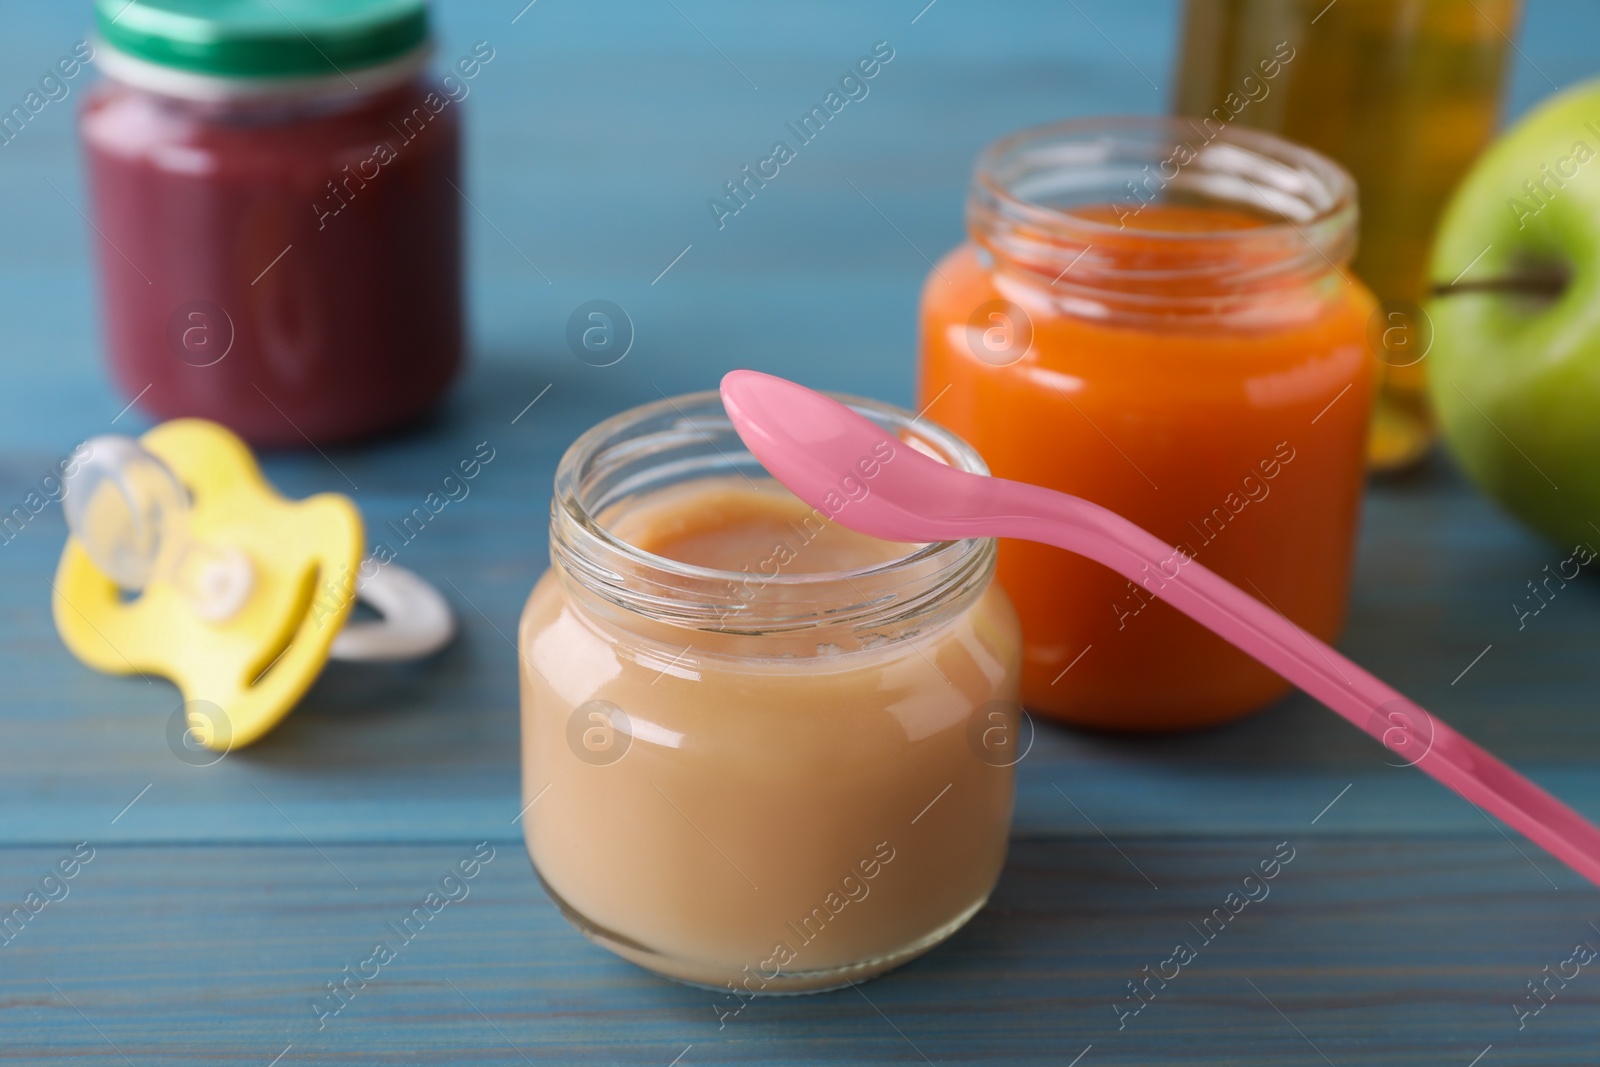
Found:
<box><xmin>5</xmin><ymin>2</ymin><xmax>1600</xmax><ymax>1064</ymax></box>
<box><xmin>2</xmin><ymin>0</ymin><xmax>1588</xmax><ymax>448</ymax></box>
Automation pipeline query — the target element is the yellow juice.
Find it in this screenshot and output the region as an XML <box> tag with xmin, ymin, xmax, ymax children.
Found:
<box><xmin>1174</xmin><ymin>0</ymin><xmax>1521</xmax><ymax>469</ymax></box>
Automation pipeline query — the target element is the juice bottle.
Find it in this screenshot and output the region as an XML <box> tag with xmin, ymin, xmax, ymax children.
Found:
<box><xmin>1174</xmin><ymin>0</ymin><xmax>1521</xmax><ymax>469</ymax></box>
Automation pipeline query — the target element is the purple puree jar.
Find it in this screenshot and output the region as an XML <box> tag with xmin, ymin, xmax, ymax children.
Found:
<box><xmin>80</xmin><ymin>0</ymin><xmax>465</xmax><ymax>446</ymax></box>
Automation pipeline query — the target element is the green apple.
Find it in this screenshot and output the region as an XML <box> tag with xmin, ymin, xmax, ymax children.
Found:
<box><xmin>1428</xmin><ymin>79</ymin><xmax>1600</xmax><ymax>549</ymax></box>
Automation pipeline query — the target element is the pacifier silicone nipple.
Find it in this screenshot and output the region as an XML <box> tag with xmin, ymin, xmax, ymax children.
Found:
<box><xmin>52</xmin><ymin>419</ymin><xmax>455</xmax><ymax>752</ymax></box>
<box><xmin>63</xmin><ymin>435</ymin><xmax>255</xmax><ymax>623</ymax></box>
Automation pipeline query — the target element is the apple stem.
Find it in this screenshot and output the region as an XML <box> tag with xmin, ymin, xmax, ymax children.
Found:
<box><xmin>1431</xmin><ymin>275</ymin><xmax>1568</xmax><ymax>299</ymax></box>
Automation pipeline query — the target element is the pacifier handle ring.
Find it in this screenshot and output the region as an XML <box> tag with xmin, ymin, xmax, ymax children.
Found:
<box><xmin>329</xmin><ymin>563</ymin><xmax>456</xmax><ymax>662</ymax></box>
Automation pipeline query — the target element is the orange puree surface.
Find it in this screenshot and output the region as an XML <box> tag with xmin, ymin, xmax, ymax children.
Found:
<box><xmin>919</xmin><ymin>201</ymin><xmax>1376</xmax><ymax>730</ymax></box>
<box><xmin>1069</xmin><ymin>201</ymin><xmax>1273</xmax><ymax>232</ymax></box>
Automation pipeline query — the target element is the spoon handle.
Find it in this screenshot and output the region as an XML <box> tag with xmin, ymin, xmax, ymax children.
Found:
<box><xmin>990</xmin><ymin>478</ymin><xmax>1600</xmax><ymax>888</ymax></box>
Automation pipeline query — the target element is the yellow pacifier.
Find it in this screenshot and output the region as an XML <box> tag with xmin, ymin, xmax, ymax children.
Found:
<box><xmin>52</xmin><ymin>419</ymin><xmax>455</xmax><ymax>752</ymax></box>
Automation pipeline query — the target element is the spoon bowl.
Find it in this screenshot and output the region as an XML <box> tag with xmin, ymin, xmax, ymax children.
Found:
<box><xmin>721</xmin><ymin>369</ymin><xmax>995</xmax><ymax>543</ymax></box>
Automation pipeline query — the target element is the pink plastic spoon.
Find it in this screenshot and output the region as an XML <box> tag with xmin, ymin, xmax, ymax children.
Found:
<box><xmin>721</xmin><ymin>369</ymin><xmax>1600</xmax><ymax>889</ymax></box>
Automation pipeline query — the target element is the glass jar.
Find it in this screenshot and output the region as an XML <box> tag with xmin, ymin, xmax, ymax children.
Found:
<box><xmin>518</xmin><ymin>391</ymin><xmax>1022</xmax><ymax>993</ymax></box>
<box><xmin>80</xmin><ymin>0</ymin><xmax>463</xmax><ymax>447</ymax></box>
<box><xmin>917</xmin><ymin>117</ymin><xmax>1375</xmax><ymax>732</ymax></box>
<box><xmin>1174</xmin><ymin>0</ymin><xmax>1522</xmax><ymax>469</ymax></box>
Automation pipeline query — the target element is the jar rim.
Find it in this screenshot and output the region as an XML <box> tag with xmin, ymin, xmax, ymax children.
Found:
<box><xmin>967</xmin><ymin>114</ymin><xmax>1360</xmax><ymax>300</ymax></box>
<box><xmin>549</xmin><ymin>390</ymin><xmax>997</xmax><ymax>637</ymax></box>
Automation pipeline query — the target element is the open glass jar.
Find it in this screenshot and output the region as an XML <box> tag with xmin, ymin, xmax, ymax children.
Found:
<box><xmin>918</xmin><ymin>117</ymin><xmax>1376</xmax><ymax>731</ymax></box>
<box><xmin>80</xmin><ymin>0</ymin><xmax>464</xmax><ymax>446</ymax></box>
<box><xmin>518</xmin><ymin>391</ymin><xmax>1022</xmax><ymax>994</ymax></box>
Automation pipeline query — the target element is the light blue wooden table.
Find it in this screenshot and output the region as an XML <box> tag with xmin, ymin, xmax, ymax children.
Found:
<box><xmin>3</xmin><ymin>1</ymin><xmax>1599</xmax><ymax>1062</ymax></box>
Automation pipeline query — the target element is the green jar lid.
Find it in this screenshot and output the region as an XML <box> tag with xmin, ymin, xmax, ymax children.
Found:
<box><xmin>93</xmin><ymin>0</ymin><xmax>429</xmax><ymax>80</ymax></box>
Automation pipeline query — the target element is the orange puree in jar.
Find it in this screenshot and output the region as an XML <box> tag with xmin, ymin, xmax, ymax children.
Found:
<box><xmin>919</xmin><ymin>118</ymin><xmax>1376</xmax><ymax>731</ymax></box>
